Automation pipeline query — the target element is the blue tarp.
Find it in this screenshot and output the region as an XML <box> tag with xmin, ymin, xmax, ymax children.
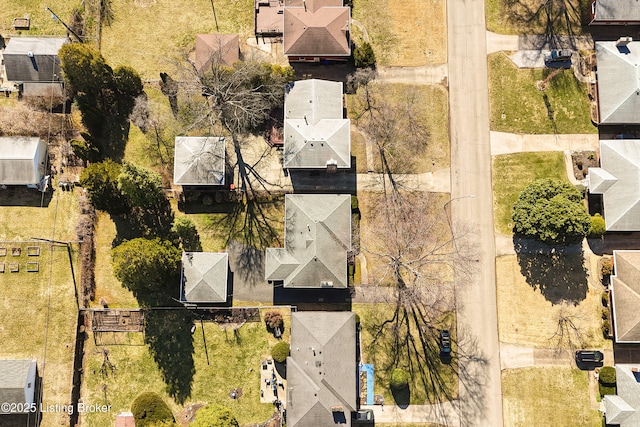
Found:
<box><xmin>361</xmin><ymin>364</ymin><xmax>374</xmax><ymax>405</ymax></box>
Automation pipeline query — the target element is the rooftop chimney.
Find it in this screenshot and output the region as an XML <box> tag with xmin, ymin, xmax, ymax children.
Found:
<box><xmin>616</xmin><ymin>36</ymin><xmax>633</xmax><ymax>47</ymax></box>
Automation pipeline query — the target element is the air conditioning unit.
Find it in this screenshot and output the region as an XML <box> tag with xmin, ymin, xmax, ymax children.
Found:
<box><xmin>320</xmin><ymin>281</ymin><xmax>334</xmax><ymax>287</ymax></box>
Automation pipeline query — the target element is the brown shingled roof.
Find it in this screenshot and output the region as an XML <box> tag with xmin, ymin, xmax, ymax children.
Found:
<box><xmin>195</xmin><ymin>34</ymin><xmax>239</xmax><ymax>73</ymax></box>
<box><xmin>283</xmin><ymin>7</ymin><xmax>350</xmax><ymax>57</ymax></box>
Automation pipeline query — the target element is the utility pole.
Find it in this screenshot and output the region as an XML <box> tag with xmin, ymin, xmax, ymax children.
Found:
<box><xmin>45</xmin><ymin>6</ymin><xmax>83</xmax><ymax>42</ymax></box>
<box><xmin>210</xmin><ymin>0</ymin><xmax>219</xmax><ymax>32</ymax></box>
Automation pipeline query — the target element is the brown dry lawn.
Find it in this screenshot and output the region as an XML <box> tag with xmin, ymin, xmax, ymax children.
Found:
<box><xmin>352</xmin><ymin>0</ymin><xmax>446</xmax><ymax>66</ymax></box>
<box><xmin>496</xmin><ymin>255</ymin><xmax>609</xmax><ymax>349</ymax></box>
<box><xmin>502</xmin><ymin>367</ymin><xmax>602</xmax><ymax>426</ymax></box>
<box><xmin>347</xmin><ymin>83</ymin><xmax>450</xmax><ymax>174</ymax></box>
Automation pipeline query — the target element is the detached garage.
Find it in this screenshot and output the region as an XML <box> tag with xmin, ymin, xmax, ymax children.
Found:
<box><xmin>0</xmin><ymin>137</ymin><xmax>48</xmax><ymax>189</ymax></box>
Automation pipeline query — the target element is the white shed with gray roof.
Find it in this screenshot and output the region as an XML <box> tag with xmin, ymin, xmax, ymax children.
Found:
<box><xmin>180</xmin><ymin>252</ymin><xmax>229</xmax><ymax>303</ymax></box>
<box><xmin>173</xmin><ymin>137</ymin><xmax>226</xmax><ymax>186</ymax></box>
<box><xmin>0</xmin><ymin>360</ymin><xmax>37</xmax><ymax>413</ymax></box>
<box><xmin>0</xmin><ymin>137</ymin><xmax>47</xmax><ymax>187</ymax></box>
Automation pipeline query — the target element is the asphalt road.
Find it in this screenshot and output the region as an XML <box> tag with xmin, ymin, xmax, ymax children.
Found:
<box><xmin>447</xmin><ymin>0</ymin><xmax>504</xmax><ymax>426</ymax></box>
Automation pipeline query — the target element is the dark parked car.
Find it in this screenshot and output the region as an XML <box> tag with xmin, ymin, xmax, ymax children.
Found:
<box><xmin>575</xmin><ymin>350</ymin><xmax>604</xmax><ymax>364</ymax></box>
<box><xmin>544</xmin><ymin>49</ymin><xmax>573</xmax><ymax>63</ymax></box>
<box><xmin>440</xmin><ymin>330</ymin><xmax>452</xmax><ymax>359</ymax></box>
<box><xmin>352</xmin><ymin>409</ymin><xmax>374</xmax><ymax>425</ymax></box>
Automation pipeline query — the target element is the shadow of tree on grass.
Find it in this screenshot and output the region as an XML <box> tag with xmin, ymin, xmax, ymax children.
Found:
<box><xmin>144</xmin><ymin>308</ymin><xmax>195</xmax><ymax>404</ymax></box>
<box><xmin>514</xmin><ymin>235</ymin><xmax>588</xmax><ymax>305</ymax></box>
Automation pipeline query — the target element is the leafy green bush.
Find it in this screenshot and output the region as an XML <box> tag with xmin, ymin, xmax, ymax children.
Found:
<box><xmin>599</xmin><ymin>366</ymin><xmax>616</xmax><ymax>396</ymax></box>
<box><xmin>191</xmin><ymin>404</ymin><xmax>239</xmax><ymax>427</ymax></box>
<box><xmin>512</xmin><ymin>179</ymin><xmax>590</xmax><ymax>244</ymax></box>
<box><xmin>271</xmin><ymin>341</ymin><xmax>290</xmax><ymax>363</ymax></box>
<box><xmin>589</xmin><ymin>213</ymin><xmax>606</xmax><ymax>237</ymax></box>
<box><xmin>353</xmin><ymin>42</ymin><xmax>376</xmax><ymax>68</ymax></box>
<box><xmin>390</xmin><ymin>368</ymin><xmax>409</xmax><ymax>390</ymax></box>
<box><xmin>599</xmin><ymin>366</ymin><xmax>616</xmax><ymax>386</ymax></box>
<box><xmin>601</xmin><ymin>257</ymin><xmax>613</xmax><ymax>276</ymax></box>
<box><xmin>602</xmin><ymin>291</ymin><xmax>609</xmax><ymax>307</ymax></box>
<box><xmin>603</xmin><ymin>319</ymin><xmax>611</xmax><ymax>338</ymax></box>
<box><xmin>131</xmin><ymin>392</ymin><xmax>175</xmax><ymax>427</ymax></box>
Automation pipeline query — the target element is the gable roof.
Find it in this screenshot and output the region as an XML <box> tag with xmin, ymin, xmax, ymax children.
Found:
<box><xmin>287</xmin><ymin>312</ymin><xmax>356</xmax><ymax>427</ymax></box>
<box><xmin>265</xmin><ymin>194</ymin><xmax>351</xmax><ymax>288</ymax></box>
<box><xmin>180</xmin><ymin>252</ymin><xmax>229</xmax><ymax>303</ymax></box>
<box><xmin>591</xmin><ymin>0</ymin><xmax>640</xmax><ymax>24</ymax></box>
<box><xmin>604</xmin><ymin>365</ymin><xmax>640</xmax><ymax>426</ymax></box>
<box><xmin>174</xmin><ymin>137</ymin><xmax>226</xmax><ymax>186</ymax></box>
<box><xmin>283</xmin><ymin>6</ymin><xmax>350</xmax><ymax>57</ymax></box>
<box><xmin>0</xmin><ymin>360</ymin><xmax>37</xmax><ymax>413</ymax></box>
<box><xmin>611</xmin><ymin>251</ymin><xmax>640</xmax><ymax>342</ymax></box>
<box><xmin>283</xmin><ymin>79</ymin><xmax>349</xmax><ymax>169</ymax></box>
<box><xmin>195</xmin><ymin>34</ymin><xmax>239</xmax><ymax>73</ymax></box>
<box><xmin>588</xmin><ymin>140</ymin><xmax>640</xmax><ymax>231</ymax></box>
<box><xmin>3</xmin><ymin>37</ymin><xmax>67</xmax><ymax>83</ymax></box>
<box><xmin>0</xmin><ymin>137</ymin><xmax>47</xmax><ymax>186</ymax></box>
<box><xmin>595</xmin><ymin>41</ymin><xmax>640</xmax><ymax>125</ymax></box>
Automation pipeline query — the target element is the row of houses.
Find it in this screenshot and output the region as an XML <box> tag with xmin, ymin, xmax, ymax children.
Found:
<box><xmin>585</xmin><ymin>3</ymin><xmax>640</xmax><ymax>425</ymax></box>
<box><xmin>175</xmin><ymin>77</ymin><xmax>356</xmax><ymax>426</ymax></box>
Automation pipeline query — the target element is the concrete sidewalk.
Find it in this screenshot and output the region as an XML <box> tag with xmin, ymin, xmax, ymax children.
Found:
<box><xmin>376</xmin><ymin>64</ymin><xmax>448</xmax><ymax>85</ymax></box>
<box><xmin>357</xmin><ymin>168</ymin><xmax>451</xmax><ymax>193</ymax></box>
<box><xmin>490</xmin><ymin>131</ymin><xmax>599</xmax><ymax>156</ymax></box>
<box><xmin>486</xmin><ymin>31</ymin><xmax>594</xmax><ymax>54</ymax></box>
<box><xmin>361</xmin><ymin>401</ymin><xmax>460</xmax><ymax>425</ymax></box>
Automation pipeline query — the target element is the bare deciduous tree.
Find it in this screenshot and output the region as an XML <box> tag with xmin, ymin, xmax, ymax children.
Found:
<box><xmin>349</xmin><ymin>82</ymin><xmax>431</xmax><ymax>189</ymax></box>
<box><xmin>362</xmin><ymin>190</ymin><xmax>477</xmax><ymax>403</ymax></box>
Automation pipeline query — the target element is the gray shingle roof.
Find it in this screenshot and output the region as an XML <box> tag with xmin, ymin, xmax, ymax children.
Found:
<box><xmin>173</xmin><ymin>137</ymin><xmax>226</xmax><ymax>186</ymax></box>
<box><xmin>265</xmin><ymin>194</ymin><xmax>351</xmax><ymax>288</ymax></box>
<box><xmin>611</xmin><ymin>251</ymin><xmax>640</xmax><ymax>343</ymax></box>
<box><xmin>588</xmin><ymin>140</ymin><xmax>640</xmax><ymax>231</ymax></box>
<box><xmin>286</xmin><ymin>312</ymin><xmax>356</xmax><ymax>427</ymax></box>
<box><xmin>283</xmin><ymin>79</ymin><xmax>350</xmax><ymax>169</ymax></box>
<box><xmin>0</xmin><ymin>360</ymin><xmax>37</xmax><ymax>413</ymax></box>
<box><xmin>3</xmin><ymin>37</ymin><xmax>67</xmax><ymax>83</ymax></box>
<box><xmin>604</xmin><ymin>365</ymin><xmax>640</xmax><ymax>426</ymax></box>
<box><xmin>595</xmin><ymin>41</ymin><xmax>640</xmax><ymax>125</ymax></box>
<box><xmin>592</xmin><ymin>0</ymin><xmax>640</xmax><ymax>23</ymax></box>
<box><xmin>180</xmin><ymin>252</ymin><xmax>229</xmax><ymax>303</ymax></box>
<box><xmin>0</xmin><ymin>137</ymin><xmax>47</xmax><ymax>186</ymax></box>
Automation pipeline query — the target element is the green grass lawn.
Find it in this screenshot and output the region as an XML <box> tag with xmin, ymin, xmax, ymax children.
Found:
<box><xmin>486</xmin><ymin>0</ymin><xmax>591</xmax><ymax>35</ymax></box>
<box><xmin>101</xmin><ymin>0</ymin><xmax>253</xmax><ymax>79</ymax></box>
<box><xmin>492</xmin><ymin>151</ymin><xmax>568</xmax><ymax>234</ymax></box>
<box><xmin>502</xmin><ymin>367</ymin><xmax>602</xmax><ymax>426</ymax></box>
<box><xmin>0</xmin><ymin>164</ymin><xmax>80</xmax><ymax>426</ymax></box>
<box><xmin>489</xmin><ymin>53</ymin><xmax>596</xmax><ymax>134</ymax></box>
<box><xmin>82</xmin><ymin>315</ymin><xmax>286</xmax><ymax>426</ymax></box>
<box><xmin>0</xmin><ymin>1</ymin><xmax>77</xmax><ymax>35</ymax></box>
<box><xmin>353</xmin><ymin>303</ymin><xmax>457</xmax><ymax>406</ymax></box>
